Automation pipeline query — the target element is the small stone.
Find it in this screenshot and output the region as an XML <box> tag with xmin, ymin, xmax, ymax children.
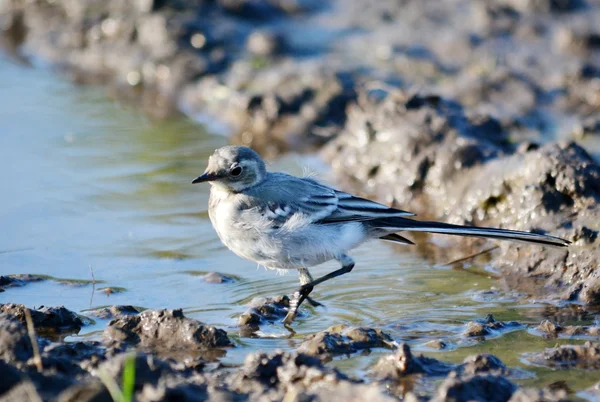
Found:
<box><xmin>202</xmin><ymin>272</ymin><xmax>234</xmax><ymax>284</ymax></box>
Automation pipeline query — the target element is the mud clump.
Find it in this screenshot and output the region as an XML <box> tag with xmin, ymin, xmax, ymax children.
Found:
<box><xmin>88</xmin><ymin>305</ymin><xmax>141</xmax><ymax>320</ymax></box>
<box><xmin>40</xmin><ymin>341</ymin><xmax>110</xmax><ymax>375</ymax></box>
<box><xmin>463</xmin><ymin>314</ymin><xmax>521</xmax><ymax>338</ymax></box>
<box><xmin>0</xmin><ymin>307</ymin><xmax>587</xmax><ymax>401</ymax></box>
<box><xmin>297</xmin><ymin>325</ymin><xmax>396</xmax><ymax>360</ymax></box>
<box><xmin>536</xmin><ymin>320</ymin><xmax>600</xmax><ymax>338</ymax></box>
<box><xmin>431</xmin><ymin>373</ymin><xmax>517</xmax><ymax>402</ymax></box>
<box><xmin>104</xmin><ymin>308</ymin><xmax>232</xmax><ymax>350</ymax></box>
<box><xmin>371</xmin><ymin>343</ymin><xmax>455</xmax><ymax>379</ymax></box>
<box><xmin>0</xmin><ymin>275</ymin><xmax>45</xmax><ymax>292</ymax></box>
<box><xmin>238</xmin><ymin>295</ymin><xmax>294</xmax><ymax>335</ymax></box>
<box><xmin>456</xmin><ymin>354</ymin><xmax>510</xmax><ymax>377</ymax></box>
<box><xmin>0</xmin><ymin>316</ymin><xmax>33</xmax><ymax>364</ymax></box>
<box><xmin>0</xmin><ymin>303</ymin><xmax>83</xmax><ymax>336</ymax></box>
<box><xmin>224</xmin><ymin>350</ymin><xmax>395</xmax><ymax>402</ymax></box>
<box><xmin>371</xmin><ymin>343</ymin><xmax>510</xmax><ymax>381</ymax></box>
<box><xmin>525</xmin><ymin>341</ymin><xmax>600</xmax><ymax>369</ymax></box>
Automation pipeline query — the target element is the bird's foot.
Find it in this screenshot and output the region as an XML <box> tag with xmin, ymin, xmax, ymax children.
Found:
<box><xmin>306</xmin><ymin>296</ymin><xmax>325</xmax><ymax>308</ymax></box>
<box><xmin>282</xmin><ymin>284</ymin><xmax>314</xmax><ymax>325</ymax></box>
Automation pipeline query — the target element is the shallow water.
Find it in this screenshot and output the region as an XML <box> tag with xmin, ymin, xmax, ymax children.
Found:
<box><xmin>1</xmin><ymin>56</ymin><xmax>599</xmax><ymax>394</ymax></box>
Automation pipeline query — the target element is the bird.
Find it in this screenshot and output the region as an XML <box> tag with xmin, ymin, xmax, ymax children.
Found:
<box><xmin>192</xmin><ymin>145</ymin><xmax>570</xmax><ymax>325</ymax></box>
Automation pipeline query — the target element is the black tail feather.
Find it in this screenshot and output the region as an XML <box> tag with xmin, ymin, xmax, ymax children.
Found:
<box><xmin>371</xmin><ymin>217</ymin><xmax>570</xmax><ymax>248</ymax></box>
<box><xmin>379</xmin><ymin>233</ymin><xmax>415</xmax><ymax>245</ymax></box>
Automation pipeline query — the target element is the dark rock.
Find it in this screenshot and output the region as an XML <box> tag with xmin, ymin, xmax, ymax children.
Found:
<box><xmin>0</xmin><ymin>316</ymin><xmax>33</xmax><ymax>364</ymax></box>
<box><xmin>0</xmin><ymin>304</ymin><xmax>83</xmax><ymax>335</ymax></box>
<box><xmin>525</xmin><ymin>341</ymin><xmax>600</xmax><ymax>369</ymax></box>
<box><xmin>88</xmin><ymin>305</ymin><xmax>141</xmax><ymax>320</ymax></box>
<box><xmin>370</xmin><ymin>343</ymin><xmax>455</xmax><ymax>380</ymax></box>
<box><xmin>297</xmin><ymin>325</ymin><xmax>396</xmax><ymax>360</ymax></box>
<box><xmin>104</xmin><ymin>308</ymin><xmax>232</xmax><ymax>350</ymax></box>
<box><xmin>431</xmin><ymin>373</ymin><xmax>518</xmax><ymax>402</ymax></box>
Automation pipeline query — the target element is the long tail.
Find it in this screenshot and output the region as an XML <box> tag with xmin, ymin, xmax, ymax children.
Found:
<box><xmin>372</xmin><ymin>217</ymin><xmax>570</xmax><ymax>247</ymax></box>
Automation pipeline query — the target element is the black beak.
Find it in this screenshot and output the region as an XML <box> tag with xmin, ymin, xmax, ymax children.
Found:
<box><xmin>192</xmin><ymin>172</ymin><xmax>220</xmax><ymax>184</ymax></box>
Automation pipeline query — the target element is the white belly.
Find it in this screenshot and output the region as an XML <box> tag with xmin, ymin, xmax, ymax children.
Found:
<box><xmin>208</xmin><ymin>188</ymin><xmax>366</xmax><ymax>269</ymax></box>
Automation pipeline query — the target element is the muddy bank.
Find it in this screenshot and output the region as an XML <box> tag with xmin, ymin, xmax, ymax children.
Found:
<box><xmin>322</xmin><ymin>88</ymin><xmax>600</xmax><ymax>305</ymax></box>
<box><xmin>0</xmin><ymin>304</ymin><xmax>580</xmax><ymax>402</ymax></box>
<box><xmin>4</xmin><ymin>0</ymin><xmax>600</xmax><ymax>151</ymax></box>
<box><xmin>0</xmin><ymin>0</ymin><xmax>355</xmax><ymax>155</ymax></box>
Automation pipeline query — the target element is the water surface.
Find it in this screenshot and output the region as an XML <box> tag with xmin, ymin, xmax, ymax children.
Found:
<box><xmin>1</xmin><ymin>56</ymin><xmax>599</xmax><ymax>394</ymax></box>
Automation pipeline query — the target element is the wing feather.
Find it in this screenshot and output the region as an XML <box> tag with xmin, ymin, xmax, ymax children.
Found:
<box><xmin>242</xmin><ymin>173</ymin><xmax>415</xmax><ymax>227</ymax></box>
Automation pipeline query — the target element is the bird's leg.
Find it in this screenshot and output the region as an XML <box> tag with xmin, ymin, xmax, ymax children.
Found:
<box><xmin>282</xmin><ymin>255</ymin><xmax>355</xmax><ymax>325</ymax></box>
<box><xmin>297</xmin><ymin>267</ymin><xmax>324</xmax><ymax>308</ymax></box>
<box><xmin>283</xmin><ymin>268</ymin><xmax>319</xmax><ymax>325</ymax></box>
<box><xmin>301</xmin><ymin>254</ymin><xmax>356</xmax><ymax>290</ymax></box>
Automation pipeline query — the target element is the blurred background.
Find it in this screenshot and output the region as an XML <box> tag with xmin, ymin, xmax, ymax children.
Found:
<box><xmin>1</xmin><ymin>0</ymin><xmax>600</xmax><ymax>395</ymax></box>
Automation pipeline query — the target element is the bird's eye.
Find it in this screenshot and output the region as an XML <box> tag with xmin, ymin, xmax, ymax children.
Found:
<box><xmin>230</xmin><ymin>166</ymin><xmax>243</xmax><ymax>176</ymax></box>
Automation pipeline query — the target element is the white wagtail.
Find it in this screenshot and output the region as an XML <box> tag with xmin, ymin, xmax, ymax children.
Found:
<box><xmin>193</xmin><ymin>146</ymin><xmax>570</xmax><ymax>324</ymax></box>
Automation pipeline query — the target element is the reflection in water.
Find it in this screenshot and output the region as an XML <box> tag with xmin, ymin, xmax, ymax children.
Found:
<box><xmin>1</xmin><ymin>55</ymin><xmax>599</xmax><ymax>391</ymax></box>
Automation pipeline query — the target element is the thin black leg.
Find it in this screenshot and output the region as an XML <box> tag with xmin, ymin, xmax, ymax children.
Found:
<box><xmin>283</xmin><ymin>256</ymin><xmax>355</xmax><ymax>324</ymax></box>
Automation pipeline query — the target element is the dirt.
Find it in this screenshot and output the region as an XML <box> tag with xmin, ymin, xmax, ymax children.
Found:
<box><xmin>536</xmin><ymin>319</ymin><xmax>600</xmax><ymax>338</ymax></box>
<box><xmin>0</xmin><ymin>275</ymin><xmax>45</xmax><ymax>292</ymax></box>
<box><xmin>88</xmin><ymin>305</ymin><xmax>141</xmax><ymax>320</ymax></box>
<box><xmin>0</xmin><ymin>304</ymin><xmax>83</xmax><ymax>338</ymax></box>
<box><xmin>323</xmin><ymin>90</ymin><xmax>600</xmax><ymax>305</ymax></box>
<box><xmin>1</xmin><ymin>304</ymin><xmax>585</xmax><ymax>401</ymax></box>
<box><xmin>297</xmin><ymin>325</ymin><xmax>397</xmax><ymax>360</ymax></box>
<box><xmin>370</xmin><ymin>343</ymin><xmax>455</xmax><ymax>379</ymax></box>
<box><xmin>103</xmin><ymin>308</ymin><xmax>232</xmax><ymax>351</ymax></box>
<box><xmin>462</xmin><ymin>314</ymin><xmax>522</xmax><ymax>338</ymax></box>
<box><xmin>525</xmin><ymin>341</ymin><xmax>600</xmax><ymax>369</ymax></box>
<box><xmin>238</xmin><ymin>294</ymin><xmax>296</xmax><ymax>336</ymax></box>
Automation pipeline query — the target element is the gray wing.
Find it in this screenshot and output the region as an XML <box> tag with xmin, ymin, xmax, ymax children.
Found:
<box><xmin>242</xmin><ymin>173</ymin><xmax>414</xmax><ymax>227</ymax></box>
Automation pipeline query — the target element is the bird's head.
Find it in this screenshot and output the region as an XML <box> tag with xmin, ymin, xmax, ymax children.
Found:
<box><xmin>192</xmin><ymin>146</ymin><xmax>267</xmax><ymax>193</ymax></box>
